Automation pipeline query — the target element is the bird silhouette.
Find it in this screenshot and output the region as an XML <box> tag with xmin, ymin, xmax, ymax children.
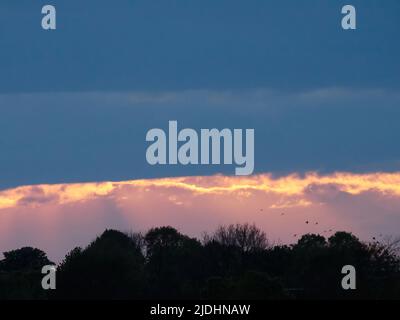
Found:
<box><xmin>305</xmin><ymin>221</ymin><xmax>309</xmax><ymax>224</ymax></box>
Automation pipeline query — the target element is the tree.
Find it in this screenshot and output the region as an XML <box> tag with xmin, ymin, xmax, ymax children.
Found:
<box><xmin>2</xmin><ymin>225</ymin><xmax>400</xmax><ymax>300</ymax></box>
<box><xmin>54</xmin><ymin>229</ymin><xmax>146</xmax><ymax>299</ymax></box>
<box><xmin>328</xmin><ymin>231</ymin><xmax>363</xmax><ymax>251</ymax></box>
<box><xmin>205</xmin><ymin>223</ymin><xmax>270</xmax><ymax>253</ymax></box>
<box><xmin>295</xmin><ymin>234</ymin><xmax>327</xmax><ymax>250</ymax></box>
<box><xmin>0</xmin><ymin>247</ymin><xmax>53</xmax><ymax>299</ymax></box>
<box><xmin>145</xmin><ymin>226</ymin><xmax>192</xmax><ymax>256</ymax></box>
<box><xmin>0</xmin><ymin>247</ymin><xmax>53</xmax><ymax>272</ymax></box>
<box><xmin>144</xmin><ymin>226</ymin><xmax>205</xmax><ymax>299</ymax></box>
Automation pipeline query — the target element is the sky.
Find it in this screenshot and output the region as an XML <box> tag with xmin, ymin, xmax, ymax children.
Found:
<box><xmin>0</xmin><ymin>1</ymin><xmax>400</xmax><ymax>261</ymax></box>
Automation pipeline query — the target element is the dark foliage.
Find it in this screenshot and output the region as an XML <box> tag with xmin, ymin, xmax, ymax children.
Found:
<box><xmin>1</xmin><ymin>224</ymin><xmax>399</xmax><ymax>300</ymax></box>
<box><xmin>0</xmin><ymin>247</ymin><xmax>53</xmax><ymax>299</ymax></box>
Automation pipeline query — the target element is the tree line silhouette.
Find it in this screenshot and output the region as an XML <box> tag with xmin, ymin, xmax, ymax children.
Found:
<box><xmin>1</xmin><ymin>223</ymin><xmax>399</xmax><ymax>300</ymax></box>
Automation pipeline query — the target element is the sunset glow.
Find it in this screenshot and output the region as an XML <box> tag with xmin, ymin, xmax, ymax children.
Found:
<box><xmin>1</xmin><ymin>172</ymin><xmax>400</xmax><ymax>261</ymax></box>
<box><xmin>2</xmin><ymin>171</ymin><xmax>400</xmax><ymax>210</ymax></box>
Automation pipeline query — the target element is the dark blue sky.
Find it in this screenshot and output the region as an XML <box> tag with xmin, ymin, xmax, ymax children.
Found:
<box><xmin>0</xmin><ymin>1</ymin><xmax>399</xmax><ymax>189</ymax></box>
<box><xmin>1</xmin><ymin>0</ymin><xmax>399</xmax><ymax>92</ymax></box>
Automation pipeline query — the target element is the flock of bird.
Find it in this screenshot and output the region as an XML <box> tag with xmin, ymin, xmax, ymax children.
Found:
<box><xmin>259</xmin><ymin>208</ymin><xmax>383</xmax><ymax>241</ymax></box>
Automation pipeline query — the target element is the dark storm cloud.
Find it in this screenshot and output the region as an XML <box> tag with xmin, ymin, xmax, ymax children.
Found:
<box><xmin>0</xmin><ymin>88</ymin><xmax>400</xmax><ymax>189</ymax></box>
<box><xmin>0</xmin><ymin>1</ymin><xmax>399</xmax><ymax>188</ymax></box>
<box><xmin>0</xmin><ymin>0</ymin><xmax>399</xmax><ymax>93</ymax></box>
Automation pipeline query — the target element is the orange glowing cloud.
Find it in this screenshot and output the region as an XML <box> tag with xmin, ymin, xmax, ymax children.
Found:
<box><xmin>1</xmin><ymin>172</ymin><xmax>400</xmax><ymax>210</ymax></box>
<box><xmin>1</xmin><ymin>172</ymin><xmax>400</xmax><ymax>262</ymax></box>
